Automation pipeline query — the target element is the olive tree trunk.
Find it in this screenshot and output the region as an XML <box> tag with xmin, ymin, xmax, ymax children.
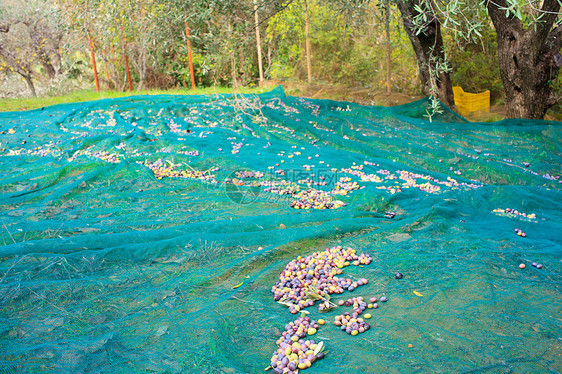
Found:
<box><xmin>486</xmin><ymin>0</ymin><xmax>562</xmax><ymax>119</ymax></box>
<box><xmin>395</xmin><ymin>0</ymin><xmax>455</xmax><ymax>109</ymax></box>
<box><xmin>0</xmin><ymin>42</ymin><xmax>37</xmax><ymax>97</ymax></box>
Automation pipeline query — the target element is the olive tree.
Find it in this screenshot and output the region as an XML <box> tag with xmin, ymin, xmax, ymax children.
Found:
<box><xmin>485</xmin><ymin>0</ymin><xmax>561</xmax><ymax>119</ymax></box>
<box><xmin>0</xmin><ymin>0</ymin><xmax>65</xmax><ymax>96</ymax></box>
<box><xmin>404</xmin><ymin>0</ymin><xmax>561</xmax><ymax>119</ymax></box>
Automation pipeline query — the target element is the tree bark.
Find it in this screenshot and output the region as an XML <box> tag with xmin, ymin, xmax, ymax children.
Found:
<box><xmin>396</xmin><ymin>0</ymin><xmax>455</xmax><ymax>109</ymax></box>
<box><xmin>253</xmin><ymin>0</ymin><xmax>264</xmax><ymax>86</ymax></box>
<box><xmin>24</xmin><ymin>19</ymin><xmax>57</xmax><ymax>79</ymax></box>
<box><xmin>23</xmin><ymin>74</ymin><xmax>37</xmax><ymax>97</ymax></box>
<box><xmin>486</xmin><ymin>0</ymin><xmax>562</xmax><ymax>119</ymax></box>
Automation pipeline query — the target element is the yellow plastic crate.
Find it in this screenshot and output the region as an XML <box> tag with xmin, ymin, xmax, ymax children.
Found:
<box><xmin>453</xmin><ymin>86</ymin><xmax>490</xmax><ymax>116</ymax></box>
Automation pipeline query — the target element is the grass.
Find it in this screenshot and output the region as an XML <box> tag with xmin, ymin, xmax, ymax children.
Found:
<box><xmin>0</xmin><ymin>86</ymin><xmax>269</xmax><ymax>113</ymax></box>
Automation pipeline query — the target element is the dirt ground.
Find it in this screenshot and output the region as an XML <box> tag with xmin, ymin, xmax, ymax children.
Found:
<box><xmin>267</xmin><ymin>80</ymin><xmax>562</xmax><ymax>122</ymax></box>
<box><xmin>268</xmin><ymin>80</ymin><xmax>422</xmax><ymax>106</ymax></box>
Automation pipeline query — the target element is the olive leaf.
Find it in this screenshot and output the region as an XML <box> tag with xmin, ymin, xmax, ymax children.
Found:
<box><xmin>277</xmin><ymin>296</ymin><xmax>295</xmax><ymax>308</ymax></box>
<box><xmin>304</xmin><ymin>285</ymin><xmax>323</xmax><ymax>301</ymax></box>
<box><xmin>313</xmin><ymin>341</ymin><xmax>324</xmax><ymax>356</ymax></box>
<box><xmin>277</xmin><ymin>300</ymin><xmax>294</xmax><ymax>308</ymax></box>
<box><xmin>264</xmin><ymin>365</ymin><xmax>272</xmax><ymax>371</ymax></box>
<box><xmin>306</xmin><ymin>285</ymin><xmax>337</xmax><ymax>311</ymax></box>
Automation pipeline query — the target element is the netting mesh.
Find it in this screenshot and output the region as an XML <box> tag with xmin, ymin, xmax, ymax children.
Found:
<box><xmin>0</xmin><ymin>86</ymin><xmax>560</xmax><ymax>373</ymax></box>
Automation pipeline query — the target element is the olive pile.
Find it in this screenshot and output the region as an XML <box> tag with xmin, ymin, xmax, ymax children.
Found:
<box><xmin>271</xmin><ymin>246</ymin><xmax>373</xmax><ymax>314</ymax></box>
<box><xmin>235</xmin><ymin>170</ymin><xmax>264</xmax><ymax>178</ymax></box>
<box><xmin>334</xmin><ymin>296</ymin><xmax>369</xmax><ymax>336</ymax></box>
<box><xmin>492</xmin><ymin>207</ymin><xmax>537</xmax><ymax>221</ymax></box>
<box><xmin>290</xmin><ymin>189</ymin><xmax>346</xmax><ymax>210</ymax></box>
<box><xmin>334</xmin><ymin>312</ymin><xmax>370</xmax><ymax>336</ymax></box>
<box><xmin>334</xmin><ymin>296</ymin><xmax>387</xmax><ymax>336</ymax></box>
<box><xmin>137</xmin><ymin>159</ymin><xmax>217</xmax><ymax>182</ymax></box>
<box><xmin>263</xmin><ymin>182</ymin><xmax>300</xmax><ymax>195</ymax></box>
<box><xmin>268</xmin><ymin>316</ymin><xmax>326</xmax><ymax>373</ymax></box>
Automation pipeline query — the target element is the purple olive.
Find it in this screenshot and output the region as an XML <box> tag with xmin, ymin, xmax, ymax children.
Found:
<box><xmin>537</xmin><ymin>264</ymin><xmax>543</xmax><ymax>269</ymax></box>
<box><xmin>395</xmin><ymin>272</ymin><xmax>403</xmax><ymax>279</ymax></box>
<box><xmin>380</xmin><ymin>296</ymin><xmax>388</xmax><ymax>302</ymax></box>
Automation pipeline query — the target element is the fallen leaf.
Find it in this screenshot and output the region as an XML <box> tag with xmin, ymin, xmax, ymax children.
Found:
<box><xmin>156</xmin><ymin>326</ymin><xmax>168</xmax><ymax>336</ymax></box>
<box><xmin>413</xmin><ymin>291</ymin><xmax>423</xmax><ymax>297</ymax></box>
<box><xmin>313</xmin><ymin>341</ymin><xmax>324</xmax><ymax>355</ymax></box>
<box><xmin>8</xmin><ymin>128</ymin><xmax>16</xmax><ymax>134</ymax></box>
<box><xmin>232</xmin><ymin>282</ymin><xmax>244</xmax><ymax>289</ymax></box>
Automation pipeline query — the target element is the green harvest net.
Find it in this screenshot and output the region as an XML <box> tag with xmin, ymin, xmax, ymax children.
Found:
<box><xmin>0</xmin><ymin>86</ymin><xmax>560</xmax><ymax>373</ymax></box>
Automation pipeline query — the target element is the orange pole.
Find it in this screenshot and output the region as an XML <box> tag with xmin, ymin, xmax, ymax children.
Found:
<box><xmin>121</xmin><ymin>23</ymin><xmax>133</xmax><ymax>92</ymax></box>
<box><xmin>185</xmin><ymin>21</ymin><xmax>196</xmax><ymax>91</ymax></box>
<box><xmin>88</xmin><ymin>34</ymin><xmax>100</xmax><ymax>92</ymax></box>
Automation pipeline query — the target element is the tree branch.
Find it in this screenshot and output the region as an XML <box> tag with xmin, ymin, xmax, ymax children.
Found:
<box><xmin>535</xmin><ymin>0</ymin><xmax>561</xmax><ymax>42</ymax></box>
<box><xmin>485</xmin><ymin>0</ymin><xmax>523</xmax><ymax>32</ymax></box>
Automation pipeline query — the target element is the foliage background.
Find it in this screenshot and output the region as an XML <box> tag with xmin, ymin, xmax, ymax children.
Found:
<box><xmin>0</xmin><ymin>0</ymin><xmax>560</xmax><ymax>117</ymax></box>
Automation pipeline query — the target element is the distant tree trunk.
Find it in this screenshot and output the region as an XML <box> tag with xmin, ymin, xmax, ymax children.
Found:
<box><xmin>384</xmin><ymin>0</ymin><xmax>391</xmax><ymax>94</ymax></box>
<box><xmin>486</xmin><ymin>0</ymin><xmax>562</xmax><ymax>119</ymax></box>
<box><xmin>253</xmin><ymin>0</ymin><xmax>264</xmax><ymax>86</ymax></box>
<box><xmin>25</xmin><ymin>20</ymin><xmax>57</xmax><ymax>79</ymax></box>
<box><xmin>0</xmin><ymin>42</ymin><xmax>36</xmax><ymax>97</ymax></box>
<box><xmin>267</xmin><ymin>42</ymin><xmax>272</xmax><ymax>76</ymax></box>
<box><xmin>304</xmin><ymin>0</ymin><xmax>312</xmax><ymax>84</ymax></box>
<box><xmin>53</xmin><ymin>32</ymin><xmax>64</xmax><ymax>75</ymax></box>
<box><xmin>137</xmin><ymin>47</ymin><xmax>147</xmax><ymax>91</ymax></box>
<box><xmin>239</xmin><ymin>48</ymin><xmax>247</xmax><ymax>86</ymax></box>
<box><xmin>23</xmin><ymin>75</ymin><xmax>37</xmax><ymax>97</ymax></box>
<box><xmin>395</xmin><ymin>0</ymin><xmax>455</xmax><ymax>108</ymax></box>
